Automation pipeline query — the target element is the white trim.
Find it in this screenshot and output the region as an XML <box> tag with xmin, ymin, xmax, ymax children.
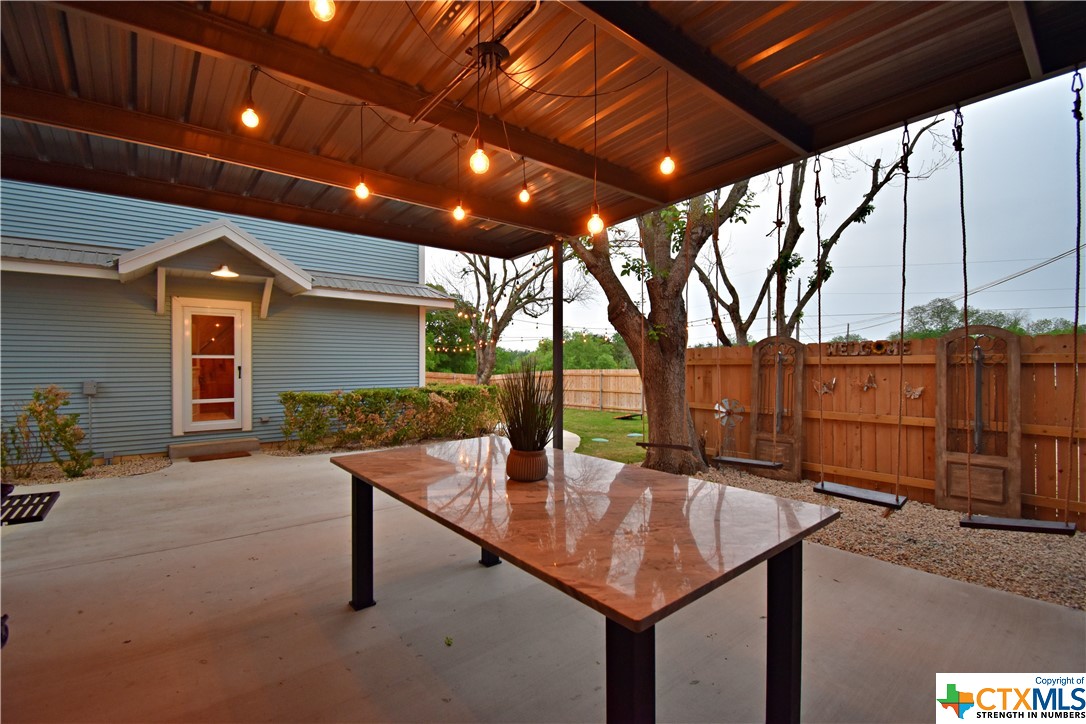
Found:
<box><xmin>119</xmin><ymin>219</ymin><xmax>312</xmax><ymax>294</ymax></box>
<box><xmin>303</xmin><ymin>287</ymin><xmax>454</xmax><ymax>309</ymax></box>
<box><xmin>418</xmin><ymin>246</ymin><xmax>426</xmax><ymax>284</ymax></box>
<box><xmin>419</xmin><ymin>307</ymin><xmax>427</xmax><ymax>386</ymax></box>
<box><xmin>1</xmin><ymin>260</ymin><xmax>118</xmax><ymax>279</ymax></box>
<box><xmin>260</xmin><ymin>277</ymin><xmax>274</xmax><ymax>319</ymax></box>
<box><xmin>171</xmin><ymin>296</ymin><xmax>253</xmax><ymax>436</ymax></box>
<box><xmin>156</xmin><ymin>267</ymin><xmax>167</xmax><ymax>315</ymax></box>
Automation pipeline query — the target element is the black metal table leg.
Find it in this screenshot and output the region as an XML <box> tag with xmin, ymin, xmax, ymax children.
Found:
<box><xmin>349</xmin><ymin>476</ymin><xmax>376</xmax><ymax>611</ymax></box>
<box><xmin>605</xmin><ymin>618</ymin><xmax>654</xmax><ymax>724</ymax></box>
<box><xmin>766</xmin><ymin>542</ymin><xmax>802</xmax><ymax>723</ymax></box>
<box><xmin>479</xmin><ymin>547</ymin><xmax>502</xmax><ymax>567</ymax></box>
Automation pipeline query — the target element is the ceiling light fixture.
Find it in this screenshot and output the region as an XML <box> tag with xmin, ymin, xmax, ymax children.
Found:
<box><xmin>309</xmin><ymin>0</ymin><xmax>335</xmax><ymax>22</ymax></box>
<box><xmin>468</xmin><ymin>1</ymin><xmax>489</xmax><ymax>176</ymax></box>
<box><xmin>588</xmin><ymin>27</ymin><xmax>604</xmax><ymax>236</ymax></box>
<box><xmin>470</xmin><ymin>143</ymin><xmax>490</xmax><ymax>175</ymax></box>
<box><xmin>240</xmin><ymin>65</ymin><xmax>260</xmax><ymax>129</ymax></box>
<box><xmin>518</xmin><ymin>157</ymin><xmax>530</xmax><ymax>203</ymax></box>
<box><xmin>355</xmin><ymin>104</ymin><xmax>370</xmax><ymax>200</ymax></box>
<box><xmin>659</xmin><ymin>70</ymin><xmax>676</xmax><ymax>176</ymax></box>
<box><xmin>211</xmin><ymin>265</ymin><xmax>239</xmax><ymax>278</ymax></box>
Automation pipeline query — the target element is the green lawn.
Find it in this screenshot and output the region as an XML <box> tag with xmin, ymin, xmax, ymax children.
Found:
<box><xmin>561</xmin><ymin>408</ymin><xmax>648</xmax><ymax>465</ymax></box>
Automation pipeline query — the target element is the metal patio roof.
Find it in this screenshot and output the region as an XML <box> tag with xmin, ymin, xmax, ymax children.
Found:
<box><xmin>1</xmin><ymin>1</ymin><xmax>1083</xmax><ymax>259</ymax></box>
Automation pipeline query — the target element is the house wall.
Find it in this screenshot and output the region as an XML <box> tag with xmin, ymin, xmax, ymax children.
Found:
<box><xmin>0</xmin><ymin>272</ymin><xmax>421</xmax><ymax>457</ymax></box>
<box><xmin>0</xmin><ymin>181</ymin><xmax>420</xmax><ymax>282</ymax></box>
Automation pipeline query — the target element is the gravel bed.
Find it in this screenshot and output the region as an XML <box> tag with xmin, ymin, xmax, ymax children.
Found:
<box><xmin>6</xmin><ymin>457</ymin><xmax>172</xmax><ymax>486</ymax></box>
<box><xmin>701</xmin><ymin>467</ymin><xmax>1086</xmax><ymax>611</ymax></box>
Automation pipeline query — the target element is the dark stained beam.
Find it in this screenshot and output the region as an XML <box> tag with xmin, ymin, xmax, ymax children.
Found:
<box><xmin>570</xmin><ymin>1</ymin><xmax>812</xmax><ymax>154</ymax></box>
<box><xmin>1</xmin><ymin>84</ymin><xmax>582</xmax><ymax>238</ymax></box>
<box><xmin>1007</xmin><ymin>2</ymin><xmax>1043</xmax><ymax>80</ymax></box>
<box><xmin>1</xmin><ymin>156</ymin><xmax>554</xmax><ymax>259</ymax></box>
<box><xmin>53</xmin><ymin>1</ymin><xmax>667</xmax><ymax>205</ymax></box>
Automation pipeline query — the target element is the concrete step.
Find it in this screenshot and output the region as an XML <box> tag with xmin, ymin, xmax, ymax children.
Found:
<box><xmin>168</xmin><ymin>437</ymin><xmax>261</xmax><ymax>460</ymax></box>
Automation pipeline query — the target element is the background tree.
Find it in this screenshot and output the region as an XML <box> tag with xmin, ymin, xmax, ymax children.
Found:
<box><xmin>425</xmin><ymin>287</ymin><xmax>477</xmax><ymax>374</ymax></box>
<box><xmin>532</xmin><ymin>330</ymin><xmax>636</xmax><ymax>370</ymax></box>
<box><xmin>900</xmin><ymin>297</ymin><xmax>1035</xmax><ymax>338</ymax></box>
<box><xmin>433</xmin><ymin>248</ymin><xmax>593</xmax><ymax>383</ymax></box>
<box><xmin>695</xmin><ymin>119</ymin><xmax>942</xmax><ymax>346</ymax></box>
<box><xmin>568</xmin><ymin>186</ymin><xmax>750</xmax><ymax>475</ymax></box>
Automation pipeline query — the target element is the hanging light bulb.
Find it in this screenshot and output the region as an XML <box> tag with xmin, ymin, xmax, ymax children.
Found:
<box><xmin>517</xmin><ymin>156</ymin><xmax>530</xmax><ymax>203</ymax></box>
<box><xmin>309</xmin><ymin>0</ymin><xmax>335</xmax><ymax>22</ymax></box>
<box><xmin>660</xmin><ymin>149</ymin><xmax>676</xmax><ymax>175</ymax></box>
<box><xmin>587</xmin><ymin>203</ymin><xmax>605</xmax><ymax>235</ymax></box>
<box><xmin>469</xmin><ymin>143</ymin><xmax>490</xmax><ymax>174</ymax></box>
<box><xmin>354</xmin><ymin>178</ymin><xmax>370</xmax><ymax>199</ymax></box>
<box><xmin>354</xmin><ymin>105</ymin><xmax>370</xmax><ymax>200</ymax></box>
<box><xmin>240</xmin><ymin>65</ymin><xmax>260</xmax><ymax>129</ymax></box>
<box><xmin>453</xmin><ymin>203</ymin><xmax>466</xmax><ymax>221</ymax></box>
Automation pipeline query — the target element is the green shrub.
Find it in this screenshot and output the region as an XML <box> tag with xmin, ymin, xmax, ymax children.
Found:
<box><xmin>279</xmin><ymin>391</ymin><xmax>332</xmax><ymax>452</ymax></box>
<box><xmin>278</xmin><ymin>384</ymin><xmax>498</xmax><ymax>452</ymax></box>
<box><xmin>2</xmin><ymin>385</ymin><xmax>94</xmax><ymax>478</ymax></box>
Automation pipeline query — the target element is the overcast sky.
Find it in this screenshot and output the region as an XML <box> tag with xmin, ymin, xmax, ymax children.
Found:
<box><xmin>426</xmin><ymin>71</ymin><xmax>1083</xmax><ymax>351</ymax></box>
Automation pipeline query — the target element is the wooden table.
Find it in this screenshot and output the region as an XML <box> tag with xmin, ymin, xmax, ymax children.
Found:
<box><xmin>333</xmin><ymin>436</ymin><xmax>839</xmax><ymax>723</ymax></box>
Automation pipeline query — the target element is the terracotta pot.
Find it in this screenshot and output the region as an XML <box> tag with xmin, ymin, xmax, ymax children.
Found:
<box><xmin>506</xmin><ymin>448</ymin><xmax>548</xmax><ymax>482</ymax></box>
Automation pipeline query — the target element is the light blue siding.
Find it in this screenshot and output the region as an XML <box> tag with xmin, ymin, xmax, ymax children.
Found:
<box><xmin>1</xmin><ymin>273</ymin><xmax>421</xmax><ymax>457</ymax></box>
<box><xmin>0</xmin><ymin>180</ymin><xmax>420</xmax><ymax>282</ymax></box>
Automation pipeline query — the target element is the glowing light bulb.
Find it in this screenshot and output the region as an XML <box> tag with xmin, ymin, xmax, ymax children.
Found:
<box><xmin>469</xmin><ymin>146</ymin><xmax>490</xmax><ymax>174</ymax></box>
<box><xmin>659</xmin><ymin>153</ymin><xmax>676</xmax><ymax>175</ymax></box>
<box><xmin>518</xmin><ymin>186</ymin><xmax>530</xmax><ymax>204</ymax></box>
<box><xmin>241</xmin><ymin>106</ymin><xmax>259</xmax><ymax>128</ymax></box>
<box><xmin>309</xmin><ymin>0</ymin><xmax>335</xmax><ymax>22</ymax></box>
<box><xmin>354</xmin><ymin>179</ymin><xmax>370</xmax><ymax>199</ymax></box>
<box><xmin>587</xmin><ymin>211</ymin><xmax>605</xmax><ymax>235</ymax></box>
<box><xmin>453</xmin><ymin>204</ymin><xmax>466</xmax><ymax>221</ymax></box>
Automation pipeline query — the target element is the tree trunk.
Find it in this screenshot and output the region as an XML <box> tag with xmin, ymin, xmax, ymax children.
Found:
<box><xmin>475</xmin><ymin>344</ymin><xmax>497</xmax><ymax>384</ymax></box>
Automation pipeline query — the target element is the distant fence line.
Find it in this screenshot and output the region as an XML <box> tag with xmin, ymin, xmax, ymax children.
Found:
<box><xmin>427</xmin><ymin>331</ymin><xmax>1084</xmax><ymax>526</ymax></box>
<box><xmin>426</xmin><ymin>369</ymin><xmax>644</xmax><ymax>413</ymax></box>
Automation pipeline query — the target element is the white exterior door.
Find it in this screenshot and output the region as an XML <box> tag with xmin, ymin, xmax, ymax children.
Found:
<box><xmin>172</xmin><ymin>298</ymin><xmax>252</xmax><ymax>435</ymax></box>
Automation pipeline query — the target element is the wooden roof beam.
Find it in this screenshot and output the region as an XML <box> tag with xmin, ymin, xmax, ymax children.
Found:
<box><xmin>53</xmin><ymin>1</ymin><xmax>667</xmax><ymax>206</ymax></box>
<box><xmin>2</xmin><ymin>157</ymin><xmax>554</xmax><ymax>259</ymax></box>
<box><xmin>570</xmin><ymin>1</ymin><xmax>812</xmax><ymax>155</ymax></box>
<box><xmin>1</xmin><ymin>85</ymin><xmax>581</xmax><ymax>238</ymax></box>
<box><xmin>1007</xmin><ymin>2</ymin><xmax>1043</xmax><ymax>80</ymax></box>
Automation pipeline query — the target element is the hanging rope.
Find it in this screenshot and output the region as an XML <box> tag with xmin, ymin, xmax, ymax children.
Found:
<box><xmin>896</xmin><ymin>124</ymin><xmax>910</xmax><ymax>503</ymax></box>
<box><xmin>953</xmin><ymin>105</ymin><xmax>975</xmax><ymax>518</ymax></box>
<box><xmin>1066</xmin><ymin>69</ymin><xmax>1083</xmax><ymax>524</ymax></box>
<box><xmin>814</xmin><ymin>156</ymin><xmax>827</xmax><ymax>486</ymax></box>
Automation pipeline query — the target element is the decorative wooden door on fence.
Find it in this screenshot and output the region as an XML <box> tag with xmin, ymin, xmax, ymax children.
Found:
<box><xmin>750</xmin><ymin>336</ymin><xmax>805</xmax><ymax>481</ymax></box>
<box><xmin>935</xmin><ymin>325</ymin><xmax>1021</xmax><ymax>516</ymax></box>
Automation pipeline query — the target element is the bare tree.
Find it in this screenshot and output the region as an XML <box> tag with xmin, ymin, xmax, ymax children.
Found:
<box><xmin>435</xmin><ymin>248</ymin><xmax>593</xmax><ymax>383</ymax></box>
<box><xmin>696</xmin><ymin>119</ymin><xmax>944</xmax><ymax>346</ymax></box>
<box><xmin>568</xmin><ymin>183</ymin><xmax>750</xmax><ymax>475</ymax></box>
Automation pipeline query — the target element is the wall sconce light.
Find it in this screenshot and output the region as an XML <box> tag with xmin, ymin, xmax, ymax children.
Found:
<box><xmin>211</xmin><ymin>265</ymin><xmax>239</xmax><ymax>278</ymax></box>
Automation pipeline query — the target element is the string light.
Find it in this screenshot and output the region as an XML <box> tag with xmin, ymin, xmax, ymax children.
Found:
<box><xmin>309</xmin><ymin>0</ymin><xmax>335</xmax><ymax>22</ymax></box>
<box><xmin>659</xmin><ymin>71</ymin><xmax>676</xmax><ymax>175</ymax></box>
<box><xmin>518</xmin><ymin>156</ymin><xmax>530</xmax><ymax>203</ymax></box>
<box><xmin>355</xmin><ymin>104</ymin><xmax>370</xmax><ymax>199</ymax></box>
<box><xmin>452</xmin><ymin>134</ymin><xmax>466</xmax><ymax>220</ymax></box>
<box><xmin>587</xmin><ymin>28</ymin><xmax>604</xmax><ymax>236</ymax></box>
<box><xmin>241</xmin><ymin>65</ymin><xmax>260</xmax><ymax>129</ymax></box>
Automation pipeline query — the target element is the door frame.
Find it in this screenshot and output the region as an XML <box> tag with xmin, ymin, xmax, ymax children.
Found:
<box><xmin>171</xmin><ymin>296</ymin><xmax>253</xmax><ymax>436</ymax></box>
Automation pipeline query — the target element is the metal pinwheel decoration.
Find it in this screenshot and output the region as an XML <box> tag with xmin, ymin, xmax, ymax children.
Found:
<box><xmin>713</xmin><ymin>398</ymin><xmax>745</xmax><ymax>457</ymax></box>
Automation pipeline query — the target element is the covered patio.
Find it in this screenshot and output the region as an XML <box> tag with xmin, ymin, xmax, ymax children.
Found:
<box><xmin>2</xmin><ymin>452</ymin><xmax>1082</xmax><ymax>722</ymax></box>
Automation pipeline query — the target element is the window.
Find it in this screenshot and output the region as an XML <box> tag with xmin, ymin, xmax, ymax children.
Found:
<box><xmin>172</xmin><ymin>297</ymin><xmax>252</xmax><ymax>435</ymax></box>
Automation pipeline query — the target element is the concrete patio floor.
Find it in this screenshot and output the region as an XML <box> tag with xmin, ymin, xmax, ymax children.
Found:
<box><xmin>2</xmin><ymin>449</ymin><xmax>1083</xmax><ymax>723</ymax></box>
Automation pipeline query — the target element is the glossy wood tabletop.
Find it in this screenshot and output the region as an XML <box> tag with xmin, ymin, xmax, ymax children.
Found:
<box><xmin>333</xmin><ymin>436</ymin><xmax>839</xmax><ymax>631</ymax></box>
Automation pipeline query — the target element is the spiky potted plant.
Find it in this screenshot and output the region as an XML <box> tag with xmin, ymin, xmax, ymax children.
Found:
<box><xmin>496</xmin><ymin>359</ymin><xmax>554</xmax><ymax>482</ymax></box>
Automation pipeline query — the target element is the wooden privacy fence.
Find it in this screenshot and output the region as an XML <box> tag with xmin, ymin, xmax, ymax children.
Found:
<box><xmin>426</xmin><ymin>369</ymin><xmax>644</xmax><ymax>413</ymax></box>
<box><xmin>688</xmin><ymin>333</ymin><xmax>1085</xmax><ymax>526</ymax></box>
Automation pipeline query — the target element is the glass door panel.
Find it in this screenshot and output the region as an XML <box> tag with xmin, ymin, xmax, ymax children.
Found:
<box><xmin>188</xmin><ymin>313</ymin><xmax>240</xmax><ymax>429</ymax></box>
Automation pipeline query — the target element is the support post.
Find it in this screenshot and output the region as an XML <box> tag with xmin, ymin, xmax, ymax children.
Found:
<box><xmin>766</xmin><ymin>542</ymin><xmax>802</xmax><ymax>723</ymax></box>
<box><xmin>349</xmin><ymin>476</ymin><xmax>376</xmax><ymax>610</ymax></box>
<box><xmin>553</xmin><ymin>237</ymin><xmax>564</xmax><ymax>449</ymax></box>
<box><xmin>479</xmin><ymin>548</ymin><xmax>501</xmax><ymax>567</ymax></box>
<box><xmin>606</xmin><ymin>619</ymin><xmax>654</xmax><ymax>724</ymax></box>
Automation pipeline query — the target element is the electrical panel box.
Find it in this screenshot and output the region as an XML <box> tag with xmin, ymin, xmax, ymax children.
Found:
<box><xmin>82</xmin><ymin>381</ymin><xmax>99</xmax><ymax>396</ymax></box>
